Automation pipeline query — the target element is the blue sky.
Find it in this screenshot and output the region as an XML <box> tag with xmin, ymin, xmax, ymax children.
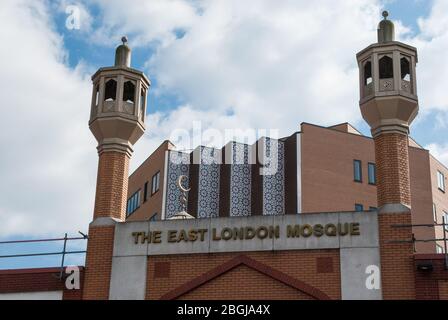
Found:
<box><xmin>1</xmin><ymin>0</ymin><xmax>448</xmax><ymax>269</ymax></box>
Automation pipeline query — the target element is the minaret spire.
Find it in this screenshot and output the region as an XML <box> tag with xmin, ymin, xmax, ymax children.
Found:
<box><xmin>377</xmin><ymin>10</ymin><xmax>395</xmax><ymax>43</ymax></box>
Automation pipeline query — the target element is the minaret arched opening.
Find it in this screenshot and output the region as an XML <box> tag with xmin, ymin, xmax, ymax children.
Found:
<box><xmin>123</xmin><ymin>81</ymin><xmax>135</xmax><ymax>103</ymax></box>
<box><xmin>379</xmin><ymin>56</ymin><xmax>393</xmax><ymax>79</ymax></box>
<box><xmin>364</xmin><ymin>61</ymin><xmax>373</xmax><ymax>85</ymax></box>
<box><xmin>401</xmin><ymin>57</ymin><xmax>411</xmax><ymax>81</ymax></box>
<box><xmin>104</xmin><ymin>79</ymin><xmax>117</xmax><ymax>102</ymax></box>
<box><xmin>139</xmin><ymin>88</ymin><xmax>146</xmax><ymax>121</ymax></box>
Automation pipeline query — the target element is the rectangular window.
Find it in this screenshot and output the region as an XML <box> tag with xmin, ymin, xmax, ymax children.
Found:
<box><xmin>436</xmin><ymin>244</ymin><xmax>444</xmax><ymax>254</ymax></box>
<box><xmin>354</xmin><ymin>160</ymin><xmax>362</xmax><ymax>182</ymax></box>
<box><xmin>368</xmin><ymin>163</ymin><xmax>376</xmax><ymax>185</ymax></box>
<box><xmin>355</xmin><ymin>204</ymin><xmax>364</xmax><ymax>212</ymax></box>
<box><xmin>433</xmin><ymin>203</ymin><xmax>437</xmax><ymax>223</ymax></box>
<box><xmin>437</xmin><ymin>170</ymin><xmax>445</xmax><ymax>192</ymax></box>
<box><xmin>150</xmin><ymin>213</ymin><xmax>157</xmax><ymax>221</ymax></box>
<box><xmin>151</xmin><ymin>171</ymin><xmax>160</xmax><ymax>195</ymax></box>
<box><xmin>443</xmin><ymin>212</ymin><xmax>448</xmax><ymax>232</ymax></box>
<box><xmin>126</xmin><ymin>190</ymin><xmax>141</xmax><ymax>217</ymax></box>
<box><xmin>369</xmin><ymin>207</ymin><xmax>377</xmax><ymax>211</ymax></box>
<box><xmin>143</xmin><ymin>181</ymin><xmax>149</xmax><ymax>202</ymax></box>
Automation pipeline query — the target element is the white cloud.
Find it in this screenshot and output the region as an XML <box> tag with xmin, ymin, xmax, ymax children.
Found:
<box><xmin>426</xmin><ymin>143</ymin><xmax>448</xmax><ymax>168</ymax></box>
<box><xmin>88</xmin><ymin>0</ymin><xmax>199</xmax><ymax>47</ymax></box>
<box><xmin>146</xmin><ymin>0</ymin><xmax>383</xmax><ymax>136</ymax></box>
<box><xmin>0</xmin><ymin>0</ymin><xmax>96</xmax><ymax>238</ymax></box>
<box><xmin>405</xmin><ymin>0</ymin><xmax>448</xmax><ymax>112</ymax></box>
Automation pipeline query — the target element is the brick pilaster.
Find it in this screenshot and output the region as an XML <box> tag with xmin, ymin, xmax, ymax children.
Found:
<box><xmin>82</xmin><ymin>226</ymin><xmax>115</xmax><ymax>300</ymax></box>
<box><xmin>83</xmin><ymin>150</ymin><xmax>130</xmax><ymax>300</ymax></box>
<box><xmin>374</xmin><ymin>132</ymin><xmax>411</xmax><ymax>208</ymax></box>
<box><xmin>374</xmin><ymin>131</ymin><xmax>415</xmax><ymax>299</ymax></box>
<box><xmin>93</xmin><ymin>151</ymin><xmax>130</xmax><ymax>221</ymax></box>
<box><xmin>378</xmin><ymin>212</ymin><xmax>415</xmax><ymax>299</ymax></box>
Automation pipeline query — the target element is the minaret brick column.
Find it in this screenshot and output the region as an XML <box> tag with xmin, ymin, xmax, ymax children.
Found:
<box><xmin>83</xmin><ymin>37</ymin><xmax>150</xmax><ymax>300</ymax></box>
<box><xmin>93</xmin><ymin>151</ymin><xmax>130</xmax><ymax>221</ymax></box>
<box><xmin>357</xmin><ymin>12</ymin><xmax>418</xmax><ymax>299</ymax></box>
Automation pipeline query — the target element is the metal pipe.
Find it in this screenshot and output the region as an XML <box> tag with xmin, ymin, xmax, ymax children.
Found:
<box><xmin>0</xmin><ymin>237</ymin><xmax>86</xmax><ymax>244</ymax></box>
<box><xmin>443</xmin><ymin>215</ymin><xmax>448</xmax><ymax>269</ymax></box>
<box><xmin>0</xmin><ymin>251</ymin><xmax>86</xmax><ymax>259</ymax></box>
<box><xmin>59</xmin><ymin>233</ymin><xmax>68</xmax><ymax>279</ymax></box>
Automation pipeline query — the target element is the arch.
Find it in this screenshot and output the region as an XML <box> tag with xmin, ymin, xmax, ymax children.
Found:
<box><xmin>123</xmin><ymin>81</ymin><xmax>135</xmax><ymax>103</ymax></box>
<box><xmin>94</xmin><ymin>84</ymin><xmax>99</xmax><ymax>106</ymax></box>
<box><xmin>364</xmin><ymin>61</ymin><xmax>372</xmax><ymax>85</ymax></box>
<box><xmin>379</xmin><ymin>55</ymin><xmax>393</xmax><ymax>79</ymax></box>
<box><xmin>104</xmin><ymin>79</ymin><xmax>117</xmax><ymax>101</ymax></box>
<box><xmin>139</xmin><ymin>88</ymin><xmax>146</xmax><ymax>120</ymax></box>
<box><xmin>401</xmin><ymin>57</ymin><xmax>411</xmax><ymax>81</ymax></box>
<box><xmin>160</xmin><ymin>255</ymin><xmax>331</xmax><ymax>300</ymax></box>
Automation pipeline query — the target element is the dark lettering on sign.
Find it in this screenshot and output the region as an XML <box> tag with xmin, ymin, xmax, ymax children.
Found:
<box><xmin>132</xmin><ymin>223</ymin><xmax>361</xmax><ymax>244</ymax></box>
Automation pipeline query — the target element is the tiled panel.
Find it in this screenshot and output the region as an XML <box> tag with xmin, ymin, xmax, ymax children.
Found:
<box><xmin>230</xmin><ymin>142</ymin><xmax>252</xmax><ymax>217</ymax></box>
<box><xmin>261</xmin><ymin>138</ymin><xmax>285</xmax><ymax>215</ymax></box>
<box><xmin>165</xmin><ymin>151</ymin><xmax>190</xmax><ymax>219</ymax></box>
<box><xmin>196</xmin><ymin>146</ymin><xmax>221</xmax><ymax>218</ymax></box>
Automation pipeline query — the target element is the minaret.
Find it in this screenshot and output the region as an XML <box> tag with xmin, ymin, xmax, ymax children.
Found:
<box><xmin>357</xmin><ymin>12</ymin><xmax>416</xmax><ymax>299</ymax></box>
<box><xmin>83</xmin><ymin>37</ymin><xmax>150</xmax><ymax>299</ymax></box>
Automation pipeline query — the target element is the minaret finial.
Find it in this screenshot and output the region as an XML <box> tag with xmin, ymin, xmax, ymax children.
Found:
<box><xmin>115</xmin><ymin>36</ymin><xmax>131</xmax><ymax>67</ymax></box>
<box><xmin>377</xmin><ymin>10</ymin><xmax>395</xmax><ymax>43</ymax></box>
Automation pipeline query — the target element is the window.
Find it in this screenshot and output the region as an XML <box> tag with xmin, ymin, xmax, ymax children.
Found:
<box><xmin>433</xmin><ymin>203</ymin><xmax>437</xmax><ymax>223</ymax></box>
<box><xmin>436</xmin><ymin>244</ymin><xmax>444</xmax><ymax>254</ymax></box>
<box><xmin>444</xmin><ymin>212</ymin><xmax>448</xmax><ymax>231</ymax></box>
<box><xmin>379</xmin><ymin>56</ymin><xmax>393</xmax><ymax>79</ymax></box>
<box><xmin>437</xmin><ymin>170</ymin><xmax>445</xmax><ymax>192</ymax></box>
<box><xmin>354</xmin><ymin>160</ymin><xmax>362</xmax><ymax>182</ymax></box>
<box><xmin>94</xmin><ymin>85</ymin><xmax>99</xmax><ymax>106</ymax></box>
<box><xmin>368</xmin><ymin>163</ymin><xmax>376</xmax><ymax>185</ymax></box>
<box><xmin>364</xmin><ymin>61</ymin><xmax>373</xmax><ymax>85</ymax></box>
<box><xmin>126</xmin><ymin>190</ymin><xmax>141</xmax><ymax>217</ymax></box>
<box><xmin>355</xmin><ymin>204</ymin><xmax>364</xmax><ymax>212</ymax></box>
<box><xmin>140</xmin><ymin>89</ymin><xmax>146</xmax><ymax>120</ymax></box>
<box><xmin>104</xmin><ymin>79</ymin><xmax>117</xmax><ymax>101</ymax></box>
<box><xmin>369</xmin><ymin>207</ymin><xmax>377</xmax><ymax>212</ymax></box>
<box><xmin>400</xmin><ymin>57</ymin><xmax>411</xmax><ymax>81</ymax></box>
<box><xmin>123</xmin><ymin>81</ymin><xmax>135</xmax><ymax>103</ymax></box>
<box><xmin>143</xmin><ymin>181</ymin><xmax>149</xmax><ymax>203</ymax></box>
<box><xmin>150</xmin><ymin>213</ymin><xmax>157</xmax><ymax>222</ymax></box>
<box><xmin>151</xmin><ymin>171</ymin><xmax>160</xmax><ymax>195</ymax></box>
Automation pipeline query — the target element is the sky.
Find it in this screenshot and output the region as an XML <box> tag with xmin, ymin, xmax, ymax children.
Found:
<box><xmin>1</xmin><ymin>0</ymin><xmax>448</xmax><ymax>269</ymax></box>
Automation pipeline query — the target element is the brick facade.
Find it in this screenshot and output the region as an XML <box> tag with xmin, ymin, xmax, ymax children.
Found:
<box><xmin>414</xmin><ymin>254</ymin><xmax>448</xmax><ymax>300</ymax></box>
<box><xmin>0</xmin><ymin>267</ymin><xmax>83</xmax><ymax>300</ymax></box>
<box><xmin>146</xmin><ymin>250</ymin><xmax>340</xmax><ymax>300</ymax></box>
<box><xmin>94</xmin><ymin>151</ymin><xmax>130</xmax><ymax>221</ymax></box>
<box><xmin>82</xmin><ymin>226</ymin><xmax>115</xmax><ymax>300</ymax></box>
<box><xmin>83</xmin><ymin>150</ymin><xmax>130</xmax><ymax>300</ymax></box>
<box><xmin>378</xmin><ymin>212</ymin><xmax>416</xmax><ymax>299</ymax></box>
<box><xmin>374</xmin><ymin>133</ymin><xmax>411</xmax><ymax>207</ymax></box>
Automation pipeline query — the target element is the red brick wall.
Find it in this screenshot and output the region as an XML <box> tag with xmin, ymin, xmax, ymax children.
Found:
<box><xmin>82</xmin><ymin>226</ymin><xmax>115</xmax><ymax>300</ymax></box>
<box><xmin>146</xmin><ymin>250</ymin><xmax>340</xmax><ymax>300</ymax></box>
<box><xmin>374</xmin><ymin>133</ymin><xmax>411</xmax><ymax>207</ymax></box>
<box><xmin>414</xmin><ymin>254</ymin><xmax>448</xmax><ymax>300</ymax></box>
<box><xmin>94</xmin><ymin>151</ymin><xmax>129</xmax><ymax>221</ymax></box>
<box><xmin>378</xmin><ymin>212</ymin><xmax>416</xmax><ymax>299</ymax></box>
<box><xmin>0</xmin><ymin>267</ymin><xmax>83</xmax><ymax>300</ymax></box>
<box><xmin>180</xmin><ymin>264</ymin><xmax>314</xmax><ymax>300</ymax></box>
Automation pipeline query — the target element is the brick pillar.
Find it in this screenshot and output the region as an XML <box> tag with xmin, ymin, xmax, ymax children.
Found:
<box><xmin>83</xmin><ymin>150</ymin><xmax>130</xmax><ymax>300</ymax></box>
<box><xmin>93</xmin><ymin>151</ymin><xmax>130</xmax><ymax>221</ymax></box>
<box><xmin>374</xmin><ymin>133</ymin><xmax>411</xmax><ymax>208</ymax></box>
<box><xmin>374</xmin><ymin>132</ymin><xmax>416</xmax><ymax>299</ymax></box>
